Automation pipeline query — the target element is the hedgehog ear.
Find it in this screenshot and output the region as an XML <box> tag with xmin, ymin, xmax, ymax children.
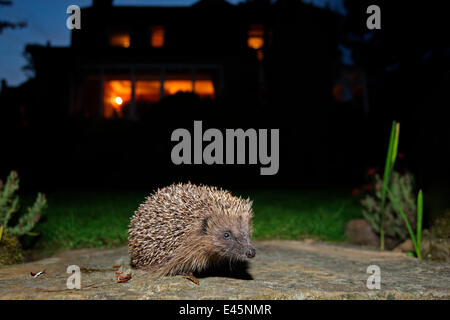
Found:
<box><xmin>201</xmin><ymin>216</ymin><xmax>210</xmax><ymax>234</ymax></box>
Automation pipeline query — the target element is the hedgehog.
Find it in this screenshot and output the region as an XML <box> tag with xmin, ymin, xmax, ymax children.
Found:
<box><xmin>128</xmin><ymin>183</ymin><xmax>256</xmax><ymax>279</ymax></box>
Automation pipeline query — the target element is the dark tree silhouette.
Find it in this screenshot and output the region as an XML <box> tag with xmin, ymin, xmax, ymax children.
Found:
<box><xmin>0</xmin><ymin>0</ymin><xmax>27</xmax><ymax>35</ymax></box>
<box><xmin>341</xmin><ymin>0</ymin><xmax>437</xmax><ymax>121</ymax></box>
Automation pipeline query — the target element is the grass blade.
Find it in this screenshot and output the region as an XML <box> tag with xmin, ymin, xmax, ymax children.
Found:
<box><xmin>391</xmin><ymin>123</ymin><xmax>400</xmax><ymax>169</ymax></box>
<box><xmin>380</xmin><ymin>121</ymin><xmax>397</xmax><ymax>249</ymax></box>
<box><xmin>382</xmin><ymin>121</ymin><xmax>396</xmax><ymax>207</ymax></box>
<box><xmin>416</xmin><ymin>190</ymin><xmax>423</xmax><ymax>259</ymax></box>
<box><xmin>386</xmin><ymin>187</ymin><xmax>418</xmax><ymax>256</ymax></box>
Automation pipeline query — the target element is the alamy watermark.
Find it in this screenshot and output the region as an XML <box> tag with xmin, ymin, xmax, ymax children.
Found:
<box><xmin>66</xmin><ymin>265</ymin><xmax>81</xmax><ymax>289</ymax></box>
<box><xmin>366</xmin><ymin>265</ymin><xmax>381</xmax><ymax>290</ymax></box>
<box><xmin>66</xmin><ymin>4</ymin><xmax>380</xmax><ymax>31</ymax></box>
<box><xmin>171</xmin><ymin>121</ymin><xmax>279</xmax><ymax>175</ymax></box>
<box><xmin>366</xmin><ymin>5</ymin><xmax>381</xmax><ymax>30</ymax></box>
<box><xmin>66</xmin><ymin>5</ymin><xmax>81</xmax><ymax>30</ymax></box>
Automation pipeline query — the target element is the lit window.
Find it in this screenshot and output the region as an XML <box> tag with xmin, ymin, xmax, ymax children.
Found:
<box><xmin>110</xmin><ymin>31</ymin><xmax>130</xmax><ymax>48</ymax></box>
<box><xmin>164</xmin><ymin>80</ymin><xmax>193</xmax><ymax>95</ymax></box>
<box><xmin>103</xmin><ymin>80</ymin><xmax>131</xmax><ymax>118</ymax></box>
<box><xmin>194</xmin><ymin>77</ymin><xmax>215</xmax><ymax>99</ymax></box>
<box><xmin>135</xmin><ymin>81</ymin><xmax>161</xmax><ymax>103</ymax></box>
<box><xmin>164</xmin><ymin>74</ymin><xmax>215</xmax><ymax>99</ymax></box>
<box><xmin>151</xmin><ymin>26</ymin><xmax>165</xmax><ymax>48</ymax></box>
<box><xmin>103</xmin><ymin>73</ymin><xmax>215</xmax><ymax>118</ymax></box>
<box><xmin>248</xmin><ymin>25</ymin><xmax>264</xmax><ymax>50</ymax></box>
<box><xmin>256</xmin><ymin>49</ymin><xmax>264</xmax><ymax>62</ymax></box>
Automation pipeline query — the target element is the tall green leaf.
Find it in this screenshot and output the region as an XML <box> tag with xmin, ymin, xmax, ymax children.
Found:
<box><xmin>380</xmin><ymin>121</ymin><xmax>397</xmax><ymax>249</ymax></box>
<box><xmin>416</xmin><ymin>190</ymin><xmax>423</xmax><ymax>259</ymax></box>
<box><xmin>387</xmin><ymin>187</ymin><xmax>419</xmax><ymax>257</ymax></box>
<box><xmin>391</xmin><ymin>123</ymin><xmax>400</xmax><ymax>169</ymax></box>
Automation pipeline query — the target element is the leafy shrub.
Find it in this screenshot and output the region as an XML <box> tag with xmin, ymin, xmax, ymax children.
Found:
<box><xmin>0</xmin><ymin>170</ymin><xmax>47</xmax><ymax>265</ymax></box>
<box><xmin>0</xmin><ymin>231</ymin><xmax>24</xmax><ymax>265</ymax></box>
<box><xmin>0</xmin><ymin>171</ymin><xmax>47</xmax><ymax>238</ymax></box>
<box><xmin>361</xmin><ymin>170</ymin><xmax>416</xmax><ymax>242</ymax></box>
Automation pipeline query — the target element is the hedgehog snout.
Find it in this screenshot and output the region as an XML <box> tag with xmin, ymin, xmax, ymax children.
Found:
<box><xmin>246</xmin><ymin>247</ymin><xmax>256</xmax><ymax>258</ymax></box>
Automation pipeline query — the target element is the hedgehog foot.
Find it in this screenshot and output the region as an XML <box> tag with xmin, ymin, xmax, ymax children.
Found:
<box><xmin>183</xmin><ymin>273</ymin><xmax>200</xmax><ymax>285</ymax></box>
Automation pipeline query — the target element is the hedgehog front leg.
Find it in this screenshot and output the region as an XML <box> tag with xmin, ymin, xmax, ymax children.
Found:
<box><xmin>183</xmin><ymin>273</ymin><xmax>200</xmax><ymax>285</ymax></box>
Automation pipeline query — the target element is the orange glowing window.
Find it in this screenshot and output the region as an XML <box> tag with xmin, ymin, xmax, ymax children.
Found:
<box><xmin>103</xmin><ymin>80</ymin><xmax>131</xmax><ymax>118</ymax></box>
<box><xmin>110</xmin><ymin>31</ymin><xmax>130</xmax><ymax>48</ymax></box>
<box><xmin>151</xmin><ymin>26</ymin><xmax>165</xmax><ymax>48</ymax></box>
<box><xmin>164</xmin><ymin>76</ymin><xmax>215</xmax><ymax>99</ymax></box>
<box><xmin>194</xmin><ymin>80</ymin><xmax>215</xmax><ymax>98</ymax></box>
<box><xmin>256</xmin><ymin>49</ymin><xmax>264</xmax><ymax>62</ymax></box>
<box><xmin>164</xmin><ymin>80</ymin><xmax>193</xmax><ymax>95</ymax></box>
<box><xmin>248</xmin><ymin>25</ymin><xmax>264</xmax><ymax>50</ymax></box>
<box><xmin>135</xmin><ymin>81</ymin><xmax>161</xmax><ymax>103</ymax></box>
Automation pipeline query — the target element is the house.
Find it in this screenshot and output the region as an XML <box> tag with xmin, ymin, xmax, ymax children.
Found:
<box><xmin>13</xmin><ymin>0</ymin><xmax>339</xmax><ymax>122</ymax></box>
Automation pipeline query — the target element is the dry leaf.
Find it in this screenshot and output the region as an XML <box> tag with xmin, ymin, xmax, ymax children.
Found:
<box><xmin>117</xmin><ymin>274</ymin><xmax>131</xmax><ymax>283</ymax></box>
<box><xmin>183</xmin><ymin>274</ymin><xmax>200</xmax><ymax>285</ymax></box>
<box><xmin>30</xmin><ymin>270</ymin><xmax>47</xmax><ymax>278</ymax></box>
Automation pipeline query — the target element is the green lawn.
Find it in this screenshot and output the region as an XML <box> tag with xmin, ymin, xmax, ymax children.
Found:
<box><xmin>245</xmin><ymin>189</ymin><xmax>362</xmax><ymax>241</ymax></box>
<box><xmin>27</xmin><ymin>189</ymin><xmax>362</xmax><ymax>252</ymax></box>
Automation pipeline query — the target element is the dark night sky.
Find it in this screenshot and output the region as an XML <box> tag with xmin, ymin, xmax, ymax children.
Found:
<box><xmin>0</xmin><ymin>0</ymin><xmax>345</xmax><ymax>86</ymax></box>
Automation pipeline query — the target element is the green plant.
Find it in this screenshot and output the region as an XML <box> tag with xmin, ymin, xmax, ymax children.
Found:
<box><xmin>379</xmin><ymin>121</ymin><xmax>400</xmax><ymax>249</ymax></box>
<box><xmin>0</xmin><ymin>230</ymin><xmax>24</xmax><ymax>265</ymax></box>
<box><xmin>362</xmin><ymin>170</ymin><xmax>417</xmax><ymax>242</ymax></box>
<box><xmin>362</xmin><ymin>121</ymin><xmax>424</xmax><ymax>257</ymax></box>
<box><xmin>0</xmin><ymin>170</ymin><xmax>47</xmax><ymax>240</ymax></box>
<box><xmin>387</xmin><ymin>188</ymin><xmax>423</xmax><ymax>258</ymax></box>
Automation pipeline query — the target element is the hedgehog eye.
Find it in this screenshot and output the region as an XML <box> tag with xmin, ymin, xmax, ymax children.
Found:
<box><xmin>223</xmin><ymin>232</ymin><xmax>231</xmax><ymax>239</ymax></box>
